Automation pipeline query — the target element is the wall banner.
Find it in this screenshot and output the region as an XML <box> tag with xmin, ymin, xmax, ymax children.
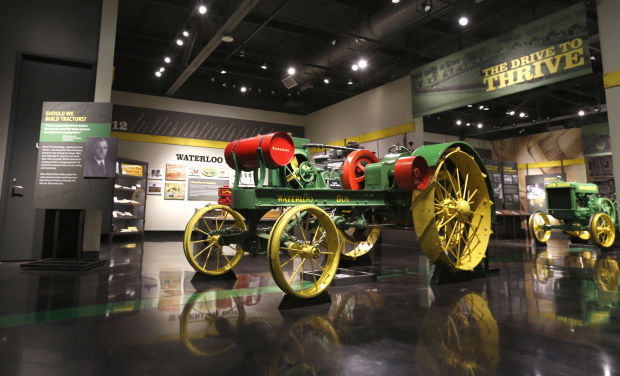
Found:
<box><xmin>411</xmin><ymin>3</ymin><xmax>591</xmax><ymax>117</ymax></box>
<box><xmin>112</xmin><ymin>105</ymin><xmax>304</xmax><ymax>141</ymax></box>
<box><xmin>34</xmin><ymin>102</ymin><xmax>113</xmax><ymax>209</ymax></box>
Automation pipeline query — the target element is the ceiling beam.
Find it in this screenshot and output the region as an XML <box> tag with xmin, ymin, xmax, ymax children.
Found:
<box><xmin>166</xmin><ymin>0</ymin><xmax>260</xmax><ymax>95</ymax></box>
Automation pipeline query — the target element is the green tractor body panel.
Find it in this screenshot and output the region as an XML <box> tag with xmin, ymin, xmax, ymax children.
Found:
<box><xmin>545</xmin><ymin>181</ymin><xmax>613</xmax><ymax>224</ymax></box>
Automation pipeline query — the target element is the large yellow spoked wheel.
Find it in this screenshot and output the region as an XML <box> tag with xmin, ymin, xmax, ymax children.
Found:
<box><xmin>595</xmin><ymin>256</ymin><xmax>619</xmax><ymax>293</ymax></box>
<box><xmin>337</xmin><ymin>228</ymin><xmax>381</xmax><ymax>259</ymax></box>
<box><xmin>183</xmin><ymin>205</ymin><xmax>247</xmax><ymax>275</ymax></box>
<box><xmin>268</xmin><ymin>205</ymin><xmax>340</xmax><ymax>299</ymax></box>
<box><xmin>267</xmin><ymin>316</ymin><xmax>340</xmax><ymax>376</ymax></box>
<box><xmin>413</xmin><ymin>148</ymin><xmax>492</xmax><ymax>271</ymax></box>
<box><xmin>528</xmin><ymin>211</ymin><xmax>551</xmax><ymax>246</ymax></box>
<box><xmin>179</xmin><ymin>291</ymin><xmax>246</xmax><ymax>357</ymax></box>
<box><xmin>589</xmin><ymin>212</ymin><xmax>615</xmax><ymax>249</ymax></box>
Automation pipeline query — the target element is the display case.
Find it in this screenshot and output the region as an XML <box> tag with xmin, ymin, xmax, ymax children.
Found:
<box><xmin>110</xmin><ymin>158</ymin><xmax>147</xmax><ymax>242</ymax></box>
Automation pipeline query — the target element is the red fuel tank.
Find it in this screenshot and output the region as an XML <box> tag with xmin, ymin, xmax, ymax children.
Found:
<box><xmin>394</xmin><ymin>155</ymin><xmax>430</xmax><ymax>190</ymax></box>
<box><xmin>225</xmin><ymin>132</ymin><xmax>295</xmax><ymax>171</ymax></box>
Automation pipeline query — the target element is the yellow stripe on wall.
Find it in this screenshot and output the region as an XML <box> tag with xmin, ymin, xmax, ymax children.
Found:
<box><xmin>517</xmin><ymin>158</ymin><xmax>585</xmax><ymax>170</ymax></box>
<box><xmin>604</xmin><ymin>70</ymin><xmax>620</xmax><ymax>89</ymax></box>
<box><xmin>111</xmin><ymin>131</ymin><xmax>229</xmax><ymax>149</ymax></box>
<box><xmin>309</xmin><ymin>122</ymin><xmax>415</xmax><ymax>154</ymax></box>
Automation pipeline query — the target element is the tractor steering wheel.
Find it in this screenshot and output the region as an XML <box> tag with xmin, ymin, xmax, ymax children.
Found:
<box><xmin>387</xmin><ymin>145</ymin><xmax>410</xmax><ymax>154</ymax></box>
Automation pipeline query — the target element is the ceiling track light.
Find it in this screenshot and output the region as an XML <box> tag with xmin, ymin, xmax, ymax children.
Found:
<box><xmin>347</xmin><ymin>79</ymin><xmax>353</xmax><ymax>85</ymax></box>
<box><xmin>164</xmin><ymin>56</ymin><xmax>171</xmax><ymax>64</ymax></box>
<box><xmin>351</xmin><ymin>64</ymin><xmax>359</xmax><ymax>71</ymax></box>
<box><xmin>578</xmin><ymin>109</ymin><xmax>585</xmax><ymax>116</ymax></box>
<box><xmin>358</xmin><ymin>58</ymin><xmax>367</xmax><ymax>69</ymax></box>
<box><xmin>182</xmin><ymin>30</ymin><xmax>189</xmax><ymax>37</ymax></box>
<box><xmin>421</xmin><ymin>0</ymin><xmax>432</xmax><ymax>13</ymax></box>
<box><xmin>198</xmin><ymin>4</ymin><xmax>207</xmax><ymax>14</ymax></box>
<box><xmin>458</xmin><ymin>16</ymin><xmax>469</xmax><ymax>26</ymax></box>
<box><xmin>260</xmin><ymin>62</ymin><xmax>268</xmax><ymax>70</ymax></box>
<box><xmin>176</xmin><ymin>39</ymin><xmax>184</xmax><ymax>46</ymax></box>
<box><xmin>287</xmin><ymin>67</ymin><xmax>296</xmax><ymax>75</ymax></box>
<box><xmin>155</xmin><ymin>71</ymin><xmax>162</xmax><ymax>78</ymax></box>
<box><xmin>220</xmin><ymin>69</ymin><xmax>227</xmax><ymax>74</ymax></box>
<box><xmin>323</xmin><ymin>77</ymin><xmax>330</xmax><ymax>84</ymax></box>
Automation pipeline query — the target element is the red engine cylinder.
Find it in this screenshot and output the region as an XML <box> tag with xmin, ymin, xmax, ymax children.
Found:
<box><xmin>394</xmin><ymin>156</ymin><xmax>430</xmax><ymax>190</ymax></box>
<box><xmin>224</xmin><ymin>132</ymin><xmax>295</xmax><ymax>171</ymax></box>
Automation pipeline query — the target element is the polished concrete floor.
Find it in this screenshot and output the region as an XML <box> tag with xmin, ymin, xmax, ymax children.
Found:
<box><xmin>1</xmin><ymin>233</ymin><xmax>620</xmax><ymax>375</ymax></box>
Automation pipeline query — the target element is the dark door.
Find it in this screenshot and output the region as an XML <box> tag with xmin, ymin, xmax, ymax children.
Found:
<box><xmin>0</xmin><ymin>54</ymin><xmax>94</xmax><ymax>260</ymax></box>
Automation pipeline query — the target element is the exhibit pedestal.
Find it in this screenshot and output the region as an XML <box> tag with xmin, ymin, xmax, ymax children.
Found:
<box><xmin>278</xmin><ymin>291</ymin><xmax>332</xmax><ymax>310</ymax></box>
<box><xmin>431</xmin><ymin>259</ymin><xmax>498</xmax><ymax>285</ymax></box>
<box><xmin>191</xmin><ymin>270</ymin><xmax>237</xmax><ymax>283</ymax></box>
<box><xmin>21</xmin><ymin>209</ymin><xmax>107</xmax><ymax>272</ymax></box>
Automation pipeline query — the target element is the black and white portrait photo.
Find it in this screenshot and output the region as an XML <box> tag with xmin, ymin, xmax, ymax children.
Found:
<box><xmin>83</xmin><ymin>137</ymin><xmax>118</xmax><ymax>178</ymax></box>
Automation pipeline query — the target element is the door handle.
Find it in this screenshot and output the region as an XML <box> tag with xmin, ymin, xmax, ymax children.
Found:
<box><xmin>11</xmin><ymin>185</ymin><xmax>24</xmax><ymax>197</ymax></box>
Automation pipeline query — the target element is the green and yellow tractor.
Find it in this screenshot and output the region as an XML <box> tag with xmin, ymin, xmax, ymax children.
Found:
<box><xmin>183</xmin><ymin>132</ymin><xmax>494</xmax><ymax>299</ymax></box>
<box><xmin>528</xmin><ymin>181</ymin><xmax>617</xmax><ymax>248</ymax></box>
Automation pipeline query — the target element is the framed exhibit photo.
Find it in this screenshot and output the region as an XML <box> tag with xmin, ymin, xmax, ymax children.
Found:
<box><xmin>149</xmin><ymin>166</ymin><xmax>163</xmax><ymax>180</ymax></box>
<box><xmin>164</xmin><ymin>182</ymin><xmax>185</xmax><ymax>200</ymax></box>
<box><xmin>83</xmin><ymin>137</ymin><xmax>118</xmax><ymax>178</ymax></box>
<box><xmin>166</xmin><ymin>163</ymin><xmax>186</xmax><ymax>181</ymax></box>
<box><xmin>146</xmin><ymin>180</ymin><xmax>163</xmax><ymax>195</ymax></box>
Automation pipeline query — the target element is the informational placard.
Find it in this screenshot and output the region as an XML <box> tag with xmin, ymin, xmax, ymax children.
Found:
<box><xmin>411</xmin><ymin>3</ymin><xmax>591</xmax><ymax>117</ymax></box>
<box><xmin>187</xmin><ymin>178</ymin><xmax>229</xmax><ymax>201</ymax></box>
<box><xmin>164</xmin><ymin>182</ymin><xmax>185</xmax><ymax>200</ymax></box>
<box><xmin>165</xmin><ymin>163</ymin><xmax>186</xmax><ymax>181</ymax></box>
<box><xmin>146</xmin><ymin>180</ymin><xmax>163</xmax><ymax>195</ymax></box>
<box><xmin>502</xmin><ymin>162</ymin><xmax>520</xmax><ymax>210</ymax></box>
<box><xmin>121</xmin><ymin>163</ymin><xmax>144</xmax><ymax>177</ymax></box>
<box><xmin>484</xmin><ymin>160</ymin><xmax>503</xmax><ymax>209</ymax></box>
<box><xmin>34</xmin><ymin>102</ymin><xmax>113</xmax><ymax>209</ymax></box>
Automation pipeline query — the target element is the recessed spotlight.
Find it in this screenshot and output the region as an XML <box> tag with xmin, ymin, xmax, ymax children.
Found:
<box><xmin>198</xmin><ymin>5</ymin><xmax>207</xmax><ymax>14</ymax></box>
<box><xmin>176</xmin><ymin>39</ymin><xmax>184</xmax><ymax>46</ymax></box>
<box><xmin>458</xmin><ymin>16</ymin><xmax>469</xmax><ymax>26</ymax></box>
<box><xmin>222</xmin><ymin>83</ymin><xmax>227</xmax><ymax>87</ymax></box>
<box><xmin>467</xmin><ymin>104</ymin><xmax>473</xmax><ymax>108</ymax></box>
<box><xmin>221</xmin><ymin>35</ymin><xmax>234</xmax><ymax>43</ymax></box>
<box><xmin>422</xmin><ymin>0</ymin><xmax>432</xmax><ymax>13</ymax></box>
<box><xmin>347</xmin><ymin>79</ymin><xmax>353</xmax><ymax>85</ymax></box>
<box><xmin>509</xmin><ymin>110</ymin><xmax>515</xmax><ymax>116</ymax></box>
<box><xmin>466</xmin><ymin>122</ymin><xmax>471</xmax><ymax>127</ymax></box>
<box><xmin>590</xmin><ymin>55</ymin><xmax>596</xmax><ymax>61</ymax></box>
<box><xmin>232</xmin><ymin>84</ymin><xmax>236</xmax><ymax>88</ymax></box>
<box><xmin>578</xmin><ymin>109</ymin><xmax>585</xmax><ymax>116</ymax></box>
<box><xmin>331</xmin><ymin>39</ymin><xmax>337</xmax><ymax>46</ymax></box>
<box><xmin>352</xmin><ymin>64</ymin><xmax>359</xmax><ymax>71</ymax></box>
<box><xmin>358</xmin><ymin>59</ymin><xmax>368</xmax><ymax>69</ymax></box>
<box><xmin>164</xmin><ymin>56</ymin><xmax>171</xmax><ymax>64</ymax></box>
<box><xmin>392</xmin><ymin>0</ymin><xmax>400</xmax><ymax>3</ymax></box>
<box><xmin>594</xmin><ymin>106</ymin><xmax>601</xmax><ymax>112</ymax></box>
<box><xmin>484</xmin><ymin>107</ymin><xmax>490</xmax><ymax>111</ymax></box>
<box><xmin>287</xmin><ymin>66</ymin><xmax>296</xmax><ymax>75</ymax></box>
<box><xmin>182</xmin><ymin>30</ymin><xmax>189</xmax><ymax>37</ymax></box>
<box><xmin>220</xmin><ymin>69</ymin><xmax>227</xmax><ymax>74</ymax></box>
<box><xmin>323</xmin><ymin>77</ymin><xmax>330</xmax><ymax>84</ymax></box>
<box><xmin>159</xmin><ymin>67</ymin><xmax>165</xmax><ymax>72</ymax></box>
<box><xmin>478</xmin><ymin>105</ymin><xmax>485</xmax><ymax>110</ymax></box>
<box><xmin>270</xmin><ymin>90</ymin><xmax>275</xmax><ymax>95</ymax></box>
<box><xmin>477</xmin><ymin>123</ymin><xmax>483</xmax><ymax>129</ymax></box>
<box><xmin>155</xmin><ymin>71</ymin><xmax>162</xmax><ymax>77</ymax></box>
<box><xmin>240</xmin><ymin>86</ymin><xmax>247</xmax><ymax>93</ymax></box>
<box><xmin>519</xmin><ymin>112</ymin><xmax>526</xmax><ymax>118</ymax></box>
<box><xmin>260</xmin><ymin>63</ymin><xmax>268</xmax><ymax>70</ymax></box>
<box><xmin>210</xmin><ymin>77</ymin><xmax>215</xmax><ymax>82</ymax></box>
<box><xmin>456</xmin><ymin>120</ymin><xmax>462</xmax><ymax>125</ymax></box>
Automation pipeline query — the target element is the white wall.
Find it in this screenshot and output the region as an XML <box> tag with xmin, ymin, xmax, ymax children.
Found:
<box><xmin>111</xmin><ymin>90</ymin><xmax>306</xmax><ymax>127</ymax></box>
<box><xmin>305</xmin><ymin>76</ymin><xmax>413</xmax><ymax>144</ymax></box>
<box><xmin>117</xmin><ymin>140</ymin><xmax>229</xmax><ymax>231</ymax></box>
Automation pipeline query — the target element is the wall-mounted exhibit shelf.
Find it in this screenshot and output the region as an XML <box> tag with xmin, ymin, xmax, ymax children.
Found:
<box><xmin>110</xmin><ymin>158</ymin><xmax>147</xmax><ymax>242</ymax></box>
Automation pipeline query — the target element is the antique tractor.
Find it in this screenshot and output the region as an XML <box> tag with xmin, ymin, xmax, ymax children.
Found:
<box><xmin>528</xmin><ymin>181</ymin><xmax>617</xmax><ymax>248</ymax></box>
<box><xmin>183</xmin><ymin>132</ymin><xmax>494</xmax><ymax>299</ymax></box>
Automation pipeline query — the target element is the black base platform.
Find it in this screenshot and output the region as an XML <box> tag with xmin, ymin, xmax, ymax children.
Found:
<box><xmin>191</xmin><ymin>270</ymin><xmax>237</xmax><ymax>283</ymax></box>
<box><xmin>431</xmin><ymin>264</ymin><xmax>489</xmax><ymax>285</ymax></box>
<box><xmin>338</xmin><ymin>253</ymin><xmax>373</xmax><ymax>268</ymax></box>
<box><xmin>20</xmin><ymin>258</ymin><xmax>108</xmax><ymax>271</ymax></box>
<box><xmin>278</xmin><ymin>291</ymin><xmax>332</xmax><ymax>310</ymax></box>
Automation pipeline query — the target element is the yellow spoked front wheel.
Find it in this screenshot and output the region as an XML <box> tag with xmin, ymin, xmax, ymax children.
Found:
<box><xmin>183</xmin><ymin>205</ymin><xmax>247</xmax><ymax>275</ymax></box>
<box><xmin>179</xmin><ymin>291</ymin><xmax>246</xmax><ymax>357</ymax></box>
<box><xmin>413</xmin><ymin>148</ymin><xmax>492</xmax><ymax>271</ymax></box>
<box><xmin>589</xmin><ymin>212</ymin><xmax>615</xmax><ymax>249</ymax></box>
<box><xmin>528</xmin><ymin>211</ymin><xmax>551</xmax><ymax>245</ymax></box>
<box><xmin>595</xmin><ymin>256</ymin><xmax>619</xmax><ymax>293</ymax></box>
<box><xmin>268</xmin><ymin>205</ymin><xmax>340</xmax><ymax>299</ymax></box>
<box><xmin>337</xmin><ymin>228</ymin><xmax>381</xmax><ymax>259</ymax></box>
